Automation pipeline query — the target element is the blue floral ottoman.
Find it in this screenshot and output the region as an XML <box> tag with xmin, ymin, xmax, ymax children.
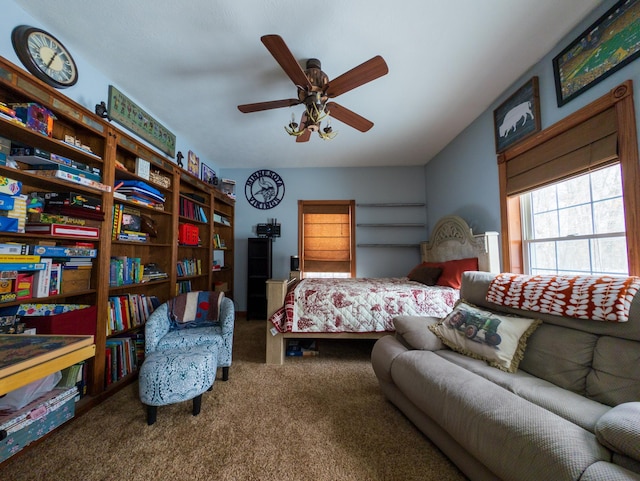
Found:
<box><xmin>138</xmin><ymin>345</ymin><xmax>218</xmax><ymax>425</ymax></box>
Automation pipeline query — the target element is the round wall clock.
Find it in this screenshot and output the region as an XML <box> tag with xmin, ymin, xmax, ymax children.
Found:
<box><xmin>245</xmin><ymin>169</ymin><xmax>285</xmax><ymax>210</ymax></box>
<box><xmin>11</xmin><ymin>25</ymin><xmax>78</xmax><ymax>89</ymax></box>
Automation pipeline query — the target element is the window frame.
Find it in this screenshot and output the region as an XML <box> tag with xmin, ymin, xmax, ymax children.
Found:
<box><xmin>298</xmin><ymin>200</ymin><xmax>356</xmax><ymax>278</ymax></box>
<box><xmin>498</xmin><ymin>80</ymin><xmax>640</xmax><ymax>276</ymax></box>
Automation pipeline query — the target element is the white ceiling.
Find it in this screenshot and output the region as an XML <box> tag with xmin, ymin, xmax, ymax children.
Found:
<box><xmin>14</xmin><ymin>0</ymin><xmax>602</xmax><ymax>170</ymax></box>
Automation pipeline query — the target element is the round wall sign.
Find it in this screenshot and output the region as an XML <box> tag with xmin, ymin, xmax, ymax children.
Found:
<box><xmin>245</xmin><ymin>169</ymin><xmax>285</xmax><ymax>210</ymax></box>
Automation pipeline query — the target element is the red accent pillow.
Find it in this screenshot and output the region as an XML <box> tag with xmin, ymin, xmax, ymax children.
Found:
<box><xmin>421</xmin><ymin>257</ymin><xmax>479</xmax><ymax>289</ymax></box>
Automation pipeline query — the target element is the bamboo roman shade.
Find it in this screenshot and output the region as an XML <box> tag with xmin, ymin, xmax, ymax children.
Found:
<box><xmin>505</xmin><ymin>106</ymin><xmax>618</xmax><ymax>196</ymax></box>
<box><xmin>301</xmin><ymin>202</ymin><xmax>353</xmax><ymax>273</ymax></box>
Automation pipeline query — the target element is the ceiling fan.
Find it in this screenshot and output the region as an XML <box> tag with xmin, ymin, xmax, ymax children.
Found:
<box><xmin>237</xmin><ymin>35</ymin><xmax>389</xmax><ymax>142</ymax></box>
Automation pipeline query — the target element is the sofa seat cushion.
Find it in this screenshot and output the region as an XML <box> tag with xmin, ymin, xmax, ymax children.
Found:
<box><xmin>157</xmin><ymin>326</ymin><xmax>223</xmax><ymax>351</ymax></box>
<box><xmin>390</xmin><ymin>350</ymin><xmax>610</xmax><ymax>481</ymax></box>
<box><xmin>436</xmin><ymin>350</ymin><xmax>610</xmax><ymax>432</ymax></box>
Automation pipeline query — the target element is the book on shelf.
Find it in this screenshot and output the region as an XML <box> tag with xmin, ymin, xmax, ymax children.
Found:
<box><xmin>42</xmin><ymin>191</ymin><xmax>102</xmax><ymax>210</ymax></box>
<box><xmin>107</xmin><ymin>293</ymin><xmax>158</xmax><ymax>335</ymax></box>
<box><xmin>142</xmin><ymin>263</ymin><xmax>168</xmax><ymax>282</ymax></box>
<box><xmin>25</xmin><ymin>223</ymin><xmax>100</xmax><ymax>239</ymax></box>
<box><xmin>43</xmin><ymin>205</ymin><xmax>105</xmax><ymax>221</ymax></box>
<box><xmin>116</xmin><ymin>232</ymin><xmax>148</xmax><ymax>242</ymax></box>
<box><xmin>32</xmin><ymin>257</ymin><xmax>53</xmax><ymax>298</ymax></box>
<box><xmin>49</xmin><ymin>263</ymin><xmax>62</xmax><ymax>295</ymax></box>
<box><xmin>0</xmin><ymin>243</ymin><xmax>28</xmax><ymax>255</ymax></box>
<box><xmin>0</xmin><ymin>262</ymin><xmax>46</xmax><ymax>271</ymax></box>
<box><xmin>28</xmin><ymin>211</ymin><xmax>101</xmax><ymax>228</ymax></box>
<box><xmin>117</xmin><ymin>180</ymin><xmax>165</xmax><ymax>202</ymax></box>
<box><xmin>29</xmin><ymin>244</ymin><xmax>98</xmax><ymax>258</ymax></box>
<box><xmin>176</xmin><ymin>258</ymin><xmax>202</xmax><ymax>277</ymax></box>
<box><xmin>23</xmin><ymin>163</ymin><xmax>102</xmax><ymax>182</ymax></box>
<box><xmin>10</xmin><ymin>146</ymin><xmax>100</xmax><ymax>173</ymax></box>
<box><xmin>61</xmin><ymin>258</ymin><xmax>93</xmax><ymax>268</ymax></box>
<box><xmin>109</xmin><ymin>256</ymin><xmax>143</xmax><ymax>287</ymax></box>
<box><xmin>0</xmin><ymin>254</ymin><xmax>41</xmax><ymax>263</ymax></box>
<box><xmin>25</xmin><ymin>169</ymin><xmax>110</xmax><ymax>192</ymax></box>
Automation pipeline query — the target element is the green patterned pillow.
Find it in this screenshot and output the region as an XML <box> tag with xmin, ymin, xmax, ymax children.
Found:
<box><xmin>429</xmin><ymin>300</ymin><xmax>541</xmax><ymax>372</ymax></box>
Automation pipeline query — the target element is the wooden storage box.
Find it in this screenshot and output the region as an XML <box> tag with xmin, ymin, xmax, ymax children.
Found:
<box><xmin>0</xmin><ymin>387</ymin><xmax>77</xmax><ymax>462</ymax></box>
<box><xmin>62</xmin><ymin>268</ymin><xmax>91</xmax><ymax>293</ymax></box>
<box><xmin>149</xmin><ymin>170</ymin><xmax>171</xmax><ymax>189</ymax></box>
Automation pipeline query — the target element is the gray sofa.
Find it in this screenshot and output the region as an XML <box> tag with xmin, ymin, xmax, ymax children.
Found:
<box><xmin>371</xmin><ymin>271</ymin><xmax>640</xmax><ymax>481</ymax></box>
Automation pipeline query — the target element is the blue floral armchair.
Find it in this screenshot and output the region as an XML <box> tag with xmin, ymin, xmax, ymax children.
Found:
<box><xmin>144</xmin><ymin>292</ymin><xmax>234</xmax><ymax>380</ymax></box>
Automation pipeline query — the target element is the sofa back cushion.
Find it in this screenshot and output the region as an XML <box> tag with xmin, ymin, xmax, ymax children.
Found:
<box><xmin>460</xmin><ymin>271</ymin><xmax>640</xmax><ymax>406</ymax></box>
<box><xmin>518</xmin><ymin>323</ymin><xmax>596</xmax><ymax>394</ymax></box>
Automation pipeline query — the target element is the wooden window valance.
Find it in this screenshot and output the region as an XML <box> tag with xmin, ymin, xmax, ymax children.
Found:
<box><xmin>504</xmin><ymin>107</ymin><xmax>618</xmax><ymax>196</ymax></box>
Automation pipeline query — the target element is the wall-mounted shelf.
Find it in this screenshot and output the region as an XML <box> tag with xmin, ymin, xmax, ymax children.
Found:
<box><xmin>357</xmin><ymin>223</ymin><xmax>425</xmax><ymax>227</ymax></box>
<box><xmin>356</xmin><ymin>203</ymin><xmax>425</xmax><ymax>207</ymax></box>
<box><xmin>357</xmin><ymin>244</ymin><xmax>421</xmax><ymax>248</ymax></box>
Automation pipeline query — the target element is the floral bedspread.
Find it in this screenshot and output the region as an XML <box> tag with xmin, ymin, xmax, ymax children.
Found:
<box><xmin>269</xmin><ymin>277</ymin><xmax>459</xmax><ymax>333</ymax></box>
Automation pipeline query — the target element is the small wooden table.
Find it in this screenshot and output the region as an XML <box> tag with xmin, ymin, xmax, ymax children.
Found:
<box><xmin>0</xmin><ymin>335</ymin><xmax>95</xmax><ymax>396</ymax></box>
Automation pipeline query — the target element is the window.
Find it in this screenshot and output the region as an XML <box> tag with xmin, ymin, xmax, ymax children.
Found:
<box><xmin>521</xmin><ymin>164</ymin><xmax>628</xmax><ymax>275</ymax></box>
<box><xmin>298</xmin><ymin>200</ymin><xmax>356</xmax><ymax>278</ymax></box>
<box><xmin>498</xmin><ymin>81</ymin><xmax>640</xmax><ymax>276</ymax></box>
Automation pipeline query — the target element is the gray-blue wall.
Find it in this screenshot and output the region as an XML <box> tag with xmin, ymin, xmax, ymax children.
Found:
<box><xmin>425</xmin><ymin>0</ymin><xmax>640</xmax><ymax>239</ymax></box>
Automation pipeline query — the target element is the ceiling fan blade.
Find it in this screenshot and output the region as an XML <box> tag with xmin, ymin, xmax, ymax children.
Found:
<box><xmin>326</xmin><ymin>102</ymin><xmax>374</xmax><ymax>132</ymax></box>
<box><xmin>238</xmin><ymin>99</ymin><xmax>300</xmax><ymax>113</ymax></box>
<box><xmin>296</xmin><ymin>113</ymin><xmax>311</xmax><ymax>142</ymax></box>
<box><xmin>261</xmin><ymin>35</ymin><xmax>312</xmax><ymax>90</ymax></box>
<box><xmin>325</xmin><ymin>56</ymin><xmax>389</xmax><ymax>98</ymax></box>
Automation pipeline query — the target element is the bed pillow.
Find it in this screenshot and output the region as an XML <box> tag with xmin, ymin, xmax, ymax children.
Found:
<box><xmin>407</xmin><ymin>264</ymin><xmax>442</xmax><ymax>286</ymax></box>
<box><xmin>428</xmin><ymin>300</ymin><xmax>541</xmax><ymax>372</ymax></box>
<box><xmin>422</xmin><ymin>257</ymin><xmax>479</xmax><ymax>289</ymax></box>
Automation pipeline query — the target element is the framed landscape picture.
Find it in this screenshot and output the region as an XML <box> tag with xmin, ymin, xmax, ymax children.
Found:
<box><xmin>553</xmin><ymin>0</ymin><xmax>640</xmax><ymax>107</ymax></box>
<box><xmin>493</xmin><ymin>76</ymin><xmax>541</xmax><ymax>153</ymax></box>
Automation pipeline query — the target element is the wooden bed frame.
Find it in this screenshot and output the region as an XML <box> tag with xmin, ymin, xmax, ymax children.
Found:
<box><xmin>265</xmin><ymin>215</ymin><xmax>500</xmax><ymax>364</ymax></box>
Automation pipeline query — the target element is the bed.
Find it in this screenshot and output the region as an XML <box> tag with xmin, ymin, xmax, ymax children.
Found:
<box><xmin>265</xmin><ymin>215</ymin><xmax>500</xmax><ymax>364</ymax></box>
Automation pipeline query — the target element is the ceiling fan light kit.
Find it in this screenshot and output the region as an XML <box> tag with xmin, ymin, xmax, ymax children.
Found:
<box><xmin>238</xmin><ymin>35</ymin><xmax>388</xmax><ymax>142</ymax></box>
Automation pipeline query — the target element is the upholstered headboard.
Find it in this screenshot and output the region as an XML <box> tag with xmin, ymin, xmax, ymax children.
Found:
<box><xmin>420</xmin><ymin>216</ymin><xmax>500</xmax><ymax>273</ymax></box>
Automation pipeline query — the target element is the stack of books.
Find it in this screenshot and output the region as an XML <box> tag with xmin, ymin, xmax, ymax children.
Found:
<box><xmin>141</xmin><ymin>263</ymin><xmax>168</xmax><ymax>283</ymax></box>
<box><xmin>114</xmin><ymin>180</ymin><xmax>165</xmax><ymax>209</ymax></box>
<box><xmin>11</xmin><ymin>144</ymin><xmax>108</xmax><ymax>192</ymax></box>
<box><xmin>26</xmin><ymin>192</ymin><xmax>103</xmax><ymax>240</ymax></box>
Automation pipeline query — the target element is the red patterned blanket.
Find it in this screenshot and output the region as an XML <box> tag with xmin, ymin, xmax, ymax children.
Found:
<box><xmin>269</xmin><ymin>277</ymin><xmax>459</xmax><ymax>333</ymax></box>
<box><xmin>486</xmin><ymin>273</ymin><xmax>640</xmax><ymax>322</ymax></box>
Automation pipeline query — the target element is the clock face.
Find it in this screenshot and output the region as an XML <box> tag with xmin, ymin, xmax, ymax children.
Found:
<box><xmin>11</xmin><ymin>25</ymin><xmax>78</xmax><ymax>89</ymax></box>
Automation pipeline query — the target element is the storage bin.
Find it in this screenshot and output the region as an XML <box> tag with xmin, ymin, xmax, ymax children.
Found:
<box><xmin>22</xmin><ymin>305</ymin><xmax>97</xmax><ymax>337</ymax></box>
<box><xmin>0</xmin><ymin>387</ymin><xmax>77</xmax><ymax>462</ymax></box>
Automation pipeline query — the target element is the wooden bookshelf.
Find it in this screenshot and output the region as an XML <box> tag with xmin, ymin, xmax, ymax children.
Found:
<box><xmin>0</xmin><ymin>55</ymin><xmax>235</xmax><ymax>400</ymax></box>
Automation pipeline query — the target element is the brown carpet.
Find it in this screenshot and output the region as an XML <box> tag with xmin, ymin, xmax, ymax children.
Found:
<box><xmin>1</xmin><ymin>318</ymin><xmax>467</xmax><ymax>481</ymax></box>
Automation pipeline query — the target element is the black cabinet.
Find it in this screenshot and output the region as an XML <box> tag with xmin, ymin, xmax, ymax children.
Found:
<box><xmin>247</xmin><ymin>238</ymin><xmax>272</xmax><ymax>320</ymax></box>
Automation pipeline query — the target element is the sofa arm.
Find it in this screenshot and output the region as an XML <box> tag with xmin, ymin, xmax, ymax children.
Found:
<box><xmin>219</xmin><ymin>297</ymin><xmax>235</xmax><ymax>335</ymax></box>
<box><xmin>144</xmin><ymin>303</ymin><xmax>171</xmax><ymax>353</ymax></box>
<box><xmin>371</xmin><ymin>335</ymin><xmax>408</xmax><ymax>383</ymax></box>
<box><xmin>595</xmin><ymin>402</ymin><xmax>640</xmax><ymax>462</ymax></box>
<box><xmin>393</xmin><ymin>315</ymin><xmax>445</xmax><ymax>351</ymax></box>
